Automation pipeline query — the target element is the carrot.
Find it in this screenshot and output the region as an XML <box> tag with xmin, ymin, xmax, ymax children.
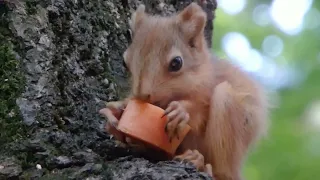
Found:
<box><xmin>117</xmin><ymin>99</ymin><xmax>191</xmax><ymax>156</ymax></box>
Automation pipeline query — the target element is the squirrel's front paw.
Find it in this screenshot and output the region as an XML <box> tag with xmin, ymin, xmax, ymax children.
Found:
<box><xmin>163</xmin><ymin>101</ymin><xmax>190</xmax><ymax>142</ymax></box>
<box><xmin>100</xmin><ymin>100</ymin><xmax>147</xmax><ymax>151</ymax></box>
<box><xmin>99</xmin><ymin>100</ymin><xmax>127</xmax><ymax>142</ymax></box>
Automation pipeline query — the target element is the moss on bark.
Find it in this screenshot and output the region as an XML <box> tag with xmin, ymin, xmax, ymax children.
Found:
<box><xmin>0</xmin><ymin>3</ymin><xmax>26</xmax><ymax>147</ymax></box>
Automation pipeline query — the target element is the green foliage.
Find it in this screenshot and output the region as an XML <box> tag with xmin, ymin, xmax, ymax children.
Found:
<box><xmin>0</xmin><ymin>4</ymin><xmax>26</xmax><ymax>146</ymax></box>
<box><xmin>244</xmin><ymin>68</ymin><xmax>320</xmax><ymax>180</ymax></box>
<box><xmin>212</xmin><ymin>1</ymin><xmax>320</xmax><ymax>180</ymax></box>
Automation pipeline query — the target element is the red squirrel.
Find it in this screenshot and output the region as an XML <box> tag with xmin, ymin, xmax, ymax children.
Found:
<box><xmin>99</xmin><ymin>2</ymin><xmax>269</xmax><ymax>180</ymax></box>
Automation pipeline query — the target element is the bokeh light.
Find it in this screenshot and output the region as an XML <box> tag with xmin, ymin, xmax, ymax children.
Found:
<box><xmin>217</xmin><ymin>0</ymin><xmax>247</xmax><ymax>15</ymax></box>
<box><xmin>270</xmin><ymin>0</ymin><xmax>313</xmax><ymax>35</ymax></box>
<box><xmin>252</xmin><ymin>4</ymin><xmax>271</xmax><ymax>27</ymax></box>
<box><xmin>262</xmin><ymin>35</ymin><xmax>284</xmax><ymax>58</ymax></box>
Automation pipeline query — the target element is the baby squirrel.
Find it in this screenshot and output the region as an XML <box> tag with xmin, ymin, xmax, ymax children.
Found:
<box><xmin>99</xmin><ymin>2</ymin><xmax>269</xmax><ymax>180</ymax></box>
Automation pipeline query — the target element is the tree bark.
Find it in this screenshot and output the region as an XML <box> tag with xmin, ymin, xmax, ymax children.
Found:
<box><xmin>0</xmin><ymin>0</ymin><xmax>216</xmax><ymax>179</ymax></box>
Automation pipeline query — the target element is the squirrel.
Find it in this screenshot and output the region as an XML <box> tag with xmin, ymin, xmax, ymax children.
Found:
<box><xmin>99</xmin><ymin>2</ymin><xmax>269</xmax><ymax>180</ymax></box>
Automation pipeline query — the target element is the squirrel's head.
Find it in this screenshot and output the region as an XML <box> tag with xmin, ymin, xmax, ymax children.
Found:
<box><xmin>123</xmin><ymin>3</ymin><xmax>210</xmax><ymax>108</ymax></box>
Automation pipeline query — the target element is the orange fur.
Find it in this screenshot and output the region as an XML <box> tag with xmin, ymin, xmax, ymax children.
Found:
<box><xmin>110</xmin><ymin>3</ymin><xmax>269</xmax><ymax>180</ymax></box>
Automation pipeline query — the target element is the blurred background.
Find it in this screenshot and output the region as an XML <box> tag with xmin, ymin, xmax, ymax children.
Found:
<box><xmin>213</xmin><ymin>0</ymin><xmax>320</xmax><ymax>179</ymax></box>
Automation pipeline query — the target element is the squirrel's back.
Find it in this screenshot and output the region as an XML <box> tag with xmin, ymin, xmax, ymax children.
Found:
<box><xmin>210</xmin><ymin>54</ymin><xmax>270</xmax><ymax>140</ymax></box>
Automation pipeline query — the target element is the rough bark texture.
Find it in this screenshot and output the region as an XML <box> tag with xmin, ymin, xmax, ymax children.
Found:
<box><xmin>0</xmin><ymin>0</ymin><xmax>217</xmax><ymax>179</ymax></box>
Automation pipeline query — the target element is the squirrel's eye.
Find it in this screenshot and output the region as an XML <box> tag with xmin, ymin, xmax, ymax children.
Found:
<box><xmin>169</xmin><ymin>56</ymin><xmax>183</xmax><ymax>72</ymax></box>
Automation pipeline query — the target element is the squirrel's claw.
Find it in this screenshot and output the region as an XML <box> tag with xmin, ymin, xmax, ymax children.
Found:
<box><xmin>174</xmin><ymin>149</ymin><xmax>212</xmax><ymax>176</ymax></box>
<box><xmin>163</xmin><ymin>101</ymin><xmax>190</xmax><ymax>141</ymax></box>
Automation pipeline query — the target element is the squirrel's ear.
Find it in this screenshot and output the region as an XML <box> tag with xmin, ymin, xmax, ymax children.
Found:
<box><xmin>176</xmin><ymin>3</ymin><xmax>207</xmax><ymax>47</ymax></box>
<box><xmin>129</xmin><ymin>4</ymin><xmax>146</xmax><ymax>33</ymax></box>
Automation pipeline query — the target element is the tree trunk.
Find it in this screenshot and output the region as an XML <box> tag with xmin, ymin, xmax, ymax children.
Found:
<box><xmin>0</xmin><ymin>0</ymin><xmax>216</xmax><ymax>179</ymax></box>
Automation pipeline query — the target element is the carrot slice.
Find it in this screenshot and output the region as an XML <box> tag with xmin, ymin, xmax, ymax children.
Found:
<box><xmin>117</xmin><ymin>99</ymin><xmax>191</xmax><ymax>156</ymax></box>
